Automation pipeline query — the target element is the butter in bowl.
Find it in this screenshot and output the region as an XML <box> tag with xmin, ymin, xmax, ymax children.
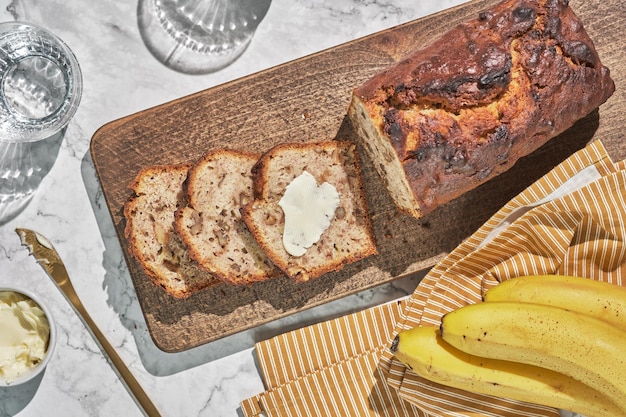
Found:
<box><xmin>0</xmin><ymin>287</ymin><xmax>55</xmax><ymax>386</ymax></box>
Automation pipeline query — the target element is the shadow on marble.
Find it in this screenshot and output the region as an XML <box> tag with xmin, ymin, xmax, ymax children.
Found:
<box><xmin>0</xmin><ymin>130</ymin><xmax>64</xmax><ymax>225</ymax></box>
<box><xmin>0</xmin><ymin>369</ymin><xmax>46</xmax><ymax>416</ymax></box>
<box><xmin>137</xmin><ymin>0</ymin><xmax>272</xmax><ymax>74</ymax></box>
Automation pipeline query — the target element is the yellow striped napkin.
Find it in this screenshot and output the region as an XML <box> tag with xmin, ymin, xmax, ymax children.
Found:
<box><xmin>388</xmin><ymin>139</ymin><xmax>626</xmax><ymax>416</ymax></box>
<box><xmin>240</xmin><ymin>300</ymin><xmax>427</xmax><ymax>416</ymax></box>
<box><xmin>241</xmin><ymin>140</ymin><xmax>624</xmax><ymax>417</ymax></box>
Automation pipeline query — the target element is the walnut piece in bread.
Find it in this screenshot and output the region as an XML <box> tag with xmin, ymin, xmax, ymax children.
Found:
<box><xmin>348</xmin><ymin>0</ymin><xmax>615</xmax><ymax>219</ymax></box>
<box><xmin>175</xmin><ymin>149</ymin><xmax>280</xmax><ymax>285</ymax></box>
<box><xmin>241</xmin><ymin>141</ymin><xmax>377</xmax><ymax>283</ymax></box>
<box><xmin>123</xmin><ymin>165</ymin><xmax>220</xmax><ymax>298</ymax></box>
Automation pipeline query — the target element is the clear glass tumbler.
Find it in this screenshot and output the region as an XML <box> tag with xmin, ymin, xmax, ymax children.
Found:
<box><xmin>138</xmin><ymin>0</ymin><xmax>271</xmax><ymax>74</ymax></box>
<box><xmin>0</xmin><ymin>22</ymin><xmax>82</xmax><ymax>222</ymax></box>
<box><xmin>0</xmin><ymin>22</ymin><xmax>82</xmax><ymax>143</ymax></box>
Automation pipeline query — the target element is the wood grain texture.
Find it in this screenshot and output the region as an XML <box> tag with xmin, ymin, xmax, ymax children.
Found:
<box><xmin>90</xmin><ymin>0</ymin><xmax>626</xmax><ymax>352</ymax></box>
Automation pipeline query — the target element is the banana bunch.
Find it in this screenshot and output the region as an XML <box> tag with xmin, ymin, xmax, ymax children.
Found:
<box><xmin>392</xmin><ymin>275</ymin><xmax>626</xmax><ymax>416</ymax></box>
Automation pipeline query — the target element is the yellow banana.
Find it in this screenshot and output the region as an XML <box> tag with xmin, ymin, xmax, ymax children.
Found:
<box><xmin>392</xmin><ymin>325</ymin><xmax>621</xmax><ymax>417</ymax></box>
<box><xmin>440</xmin><ymin>301</ymin><xmax>626</xmax><ymax>414</ymax></box>
<box><xmin>484</xmin><ymin>275</ymin><xmax>626</xmax><ymax>330</ymax></box>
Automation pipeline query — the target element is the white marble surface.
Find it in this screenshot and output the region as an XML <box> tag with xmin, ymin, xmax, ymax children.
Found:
<box><xmin>0</xmin><ymin>1</ymin><xmax>469</xmax><ymax>416</ymax></box>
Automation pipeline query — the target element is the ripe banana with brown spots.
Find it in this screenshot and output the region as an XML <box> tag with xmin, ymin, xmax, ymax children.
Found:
<box><xmin>392</xmin><ymin>325</ymin><xmax>621</xmax><ymax>416</ymax></box>
<box><xmin>483</xmin><ymin>275</ymin><xmax>626</xmax><ymax>330</ymax></box>
<box><xmin>439</xmin><ymin>301</ymin><xmax>626</xmax><ymax>414</ymax></box>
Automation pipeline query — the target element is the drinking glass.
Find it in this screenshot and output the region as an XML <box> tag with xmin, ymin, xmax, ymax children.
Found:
<box><xmin>0</xmin><ymin>22</ymin><xmax>82</xmax><ymax>222</ymax></box>
<box><xmin>0</xmin><ymin>22</ymin><xmax>82</xmax><ymax>143</ymax></box>
<box><xmin>138</xmin><ymin>0</ymin><xmax>271</xmax><ymax>74</ymax></box>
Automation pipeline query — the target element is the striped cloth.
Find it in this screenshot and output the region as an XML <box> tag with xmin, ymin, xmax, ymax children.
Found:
<box><xmin>239</xmin><ymin>300</ymin><xmax>424</xmax><ymax>416</ymax></box>
<box><xmin>241</xmin><ymin>140</ymin><xmax>625</xmax><ymax>417</ymax></box>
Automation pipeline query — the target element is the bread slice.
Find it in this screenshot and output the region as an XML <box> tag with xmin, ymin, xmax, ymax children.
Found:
<box><xmin>175</xmin><ymin>149</ymin><xmax>279</xmax><ymax>285</ymax></box>
<box><xmin>241</xmin><ymin>141</ymin><xmax>377</xmax><ymax>283</ymax></box>
<box><xmin>123</xmin><ymin>164</ymin><xmax>220</xmax><ymax>298</ymax></box>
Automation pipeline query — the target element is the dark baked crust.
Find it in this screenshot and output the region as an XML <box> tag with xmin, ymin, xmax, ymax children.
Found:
<box><xmin>348</xmin><ymin>0</ymin><xmax>615</xmax><ymax>218</ymax></box>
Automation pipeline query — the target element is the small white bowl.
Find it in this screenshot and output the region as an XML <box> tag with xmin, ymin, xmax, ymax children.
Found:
<box><xmin>0</xmin><ymin>286</ymin><xmax>56</xmax><ymax>387</ymax></box>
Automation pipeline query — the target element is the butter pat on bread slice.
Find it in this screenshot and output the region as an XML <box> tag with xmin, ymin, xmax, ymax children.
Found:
<box><xmin>279</xmin><ymin>170</ymin><xmax>340</xmax><ymax>257</ymax></box>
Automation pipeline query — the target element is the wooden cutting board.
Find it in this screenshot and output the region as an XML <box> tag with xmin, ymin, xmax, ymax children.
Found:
<box><xmin>90</xmin><ymin>0</ymin><xmax>626</xmax><ymax>352</ymax></box>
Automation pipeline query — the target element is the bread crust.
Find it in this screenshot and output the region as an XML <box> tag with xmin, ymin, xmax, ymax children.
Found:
<box><xmin>348</xmin><ymin>0</ymin><xmax>615</xmax><ymax>218</ymax></box>
<box><xmin>123</xmin><ymin>164</ymin><xmax>220</xmax><ymax>298</ymax></box>
<box><xmin>241</xmin><ymin>141</ymin><xmax>377</xmax><ymax>282</ymax></box>
<box><xmin>174</xmin><ymin>148</ymin><xmax>280</xmax><ymax>285</ymax></box>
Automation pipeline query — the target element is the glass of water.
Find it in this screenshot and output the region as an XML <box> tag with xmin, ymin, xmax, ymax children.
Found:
<box><xmin>0</xmin><ymin>22</ymin><xmax>82</xmax><ymax>143</ymax></box>
<box><xmin>0</xmin><ymin>22</ymin><xmax>82</xmax><ymax>222</ymax></box>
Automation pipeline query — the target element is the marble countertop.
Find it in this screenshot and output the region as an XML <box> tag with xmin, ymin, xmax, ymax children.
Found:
<box><xmin>0</xmin><ymin>1</ymin><xmax>468</xmax><ymax>416</ymax></box>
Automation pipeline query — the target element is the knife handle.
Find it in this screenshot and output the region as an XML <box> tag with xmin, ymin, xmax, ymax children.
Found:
<box><xmin>63</xmin><ymin>288</ymin><xmax>161</xmax><ymax>417</ymax></box>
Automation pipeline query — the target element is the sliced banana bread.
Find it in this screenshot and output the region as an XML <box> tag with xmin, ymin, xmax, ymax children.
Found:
<box><xmin>241</xmin><ymin>141</ymin><xmax>377</xmax><ymax>282</ymax></box>
<box><xmin>175</xmin><ymin>149</ymin><xmax>279</xmax><ymax>285</ymax></box>
<box><xmin>348</xmin><ymin>0</ymin><xmax>614</xmax><ymax>219</ymax></box>
<box><xmin>123</xmin><ymin>164</ymin><xmax>220</xmax><ymax>298</ymax></box>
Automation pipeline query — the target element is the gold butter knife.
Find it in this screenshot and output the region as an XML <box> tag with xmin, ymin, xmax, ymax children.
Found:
<box><xmin>16</xmin><ymin>228</ymin><xmax>161</xmax><ymax>417</ymax></box>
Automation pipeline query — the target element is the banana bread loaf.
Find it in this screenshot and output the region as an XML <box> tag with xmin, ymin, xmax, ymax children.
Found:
<box><xmin>241</xmin><ymin>141</ymin><xmax>377</xmax><ymax>283</ymax></box>
<box><xmin>348</xmin><ymin>0</ymin><xmax>615</xmax><ymax>218</ymax></box>
<box><xmin>175</xmin><ymin>149</ymin><xmax>280</xmax><ymax>285</ymax></box>
<box><xmin>123</xmin><ymin>164</ymin><xmax>220</xmax><ymax>298</ymax></box>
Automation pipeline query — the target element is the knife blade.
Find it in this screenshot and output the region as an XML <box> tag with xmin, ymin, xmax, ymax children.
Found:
<box><xmin>16</xmin><ymin>228</ymin><xmax>162</xmax><ymax>417</ymax></box>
